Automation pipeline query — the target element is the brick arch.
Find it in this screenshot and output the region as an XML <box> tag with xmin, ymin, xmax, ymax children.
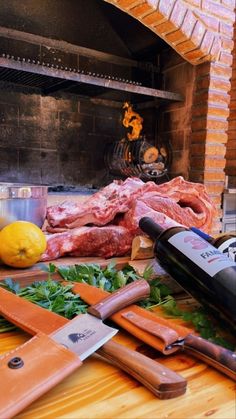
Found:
<box><xmin>105</xmin><ymin>0</ymin><xmax>226</xmax><ymax>65</ymax></box>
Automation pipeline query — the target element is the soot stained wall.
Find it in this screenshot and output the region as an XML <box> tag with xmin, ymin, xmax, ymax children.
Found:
<box><xmin>0</xmin><ymin>0</ymin><xmax>138</xmax><ymax>187</ymax></box>
<box><xmin>0</xmin><ymin>83</ymin><xmax>127</xmax><ymax>187</ymax></box>
<box><xmin>0</xmin><ymin>0</ymin><xmax>131</xmax><ymax>57</ymax></box>
<box><xmin>158</xmin><ymin>47</ymin><xmax>195</xmax><ymax>180</ymax></box>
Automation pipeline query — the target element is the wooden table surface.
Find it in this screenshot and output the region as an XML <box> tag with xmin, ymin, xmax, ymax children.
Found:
<box><xmin>0</xmin><ymin>257</ymin><xmax>235</xmax><ymax>419</ymax></box>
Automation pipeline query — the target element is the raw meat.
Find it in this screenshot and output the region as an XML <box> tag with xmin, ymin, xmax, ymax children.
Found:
<box><xmin>119</xmin><ymin>192</ymin><xmax>213</xmax><ymax>234</ymax></box>
<box><xmin>42</xmin><ymin>176</ymin><xmax>216</xmax><ymax>261</ymax></box>
<box><xmin>46</xmin><ymin>177</ymin><xmax>146</xmax><ymax>228</ymax></box>
<box><xmin>41</xmin><ymin>225</ymin><xmax>133</xmax><ymax>261</ymax></box>
<box><xmin>46</xmin><ymin>176</ymin><xmax>216</xmax><ymax>233</ymax></box>
<box><xmin>118</xmin><ymin>200</ymin><xmax>182</xmax><ymax>234</ymax></box>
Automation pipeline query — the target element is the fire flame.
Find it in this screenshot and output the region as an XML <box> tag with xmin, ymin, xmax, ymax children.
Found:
<box><xmin>122</xmin><ymin>102</ymin><xmax>143</xmax><ymax>141</ymax></box>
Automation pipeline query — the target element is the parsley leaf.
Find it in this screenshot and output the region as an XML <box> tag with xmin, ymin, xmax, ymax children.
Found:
<box><xmin>0</xmin><ymin>279</ymin><xmax>88</xmax><ymax>320</ymax></box>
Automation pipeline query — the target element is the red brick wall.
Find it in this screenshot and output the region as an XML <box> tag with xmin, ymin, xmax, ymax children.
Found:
<box><xmin>226</xmin><ymin>23</ymin><xmax>236</xmax><ymax>181</ymax></box>
<box><xmin>107</xmin><ymin>0</ymin><xmax>235</xmax><ymax>64</ymax></box>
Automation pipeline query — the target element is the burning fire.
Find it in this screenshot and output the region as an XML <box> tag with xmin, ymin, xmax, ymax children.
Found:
<box><xmin>122</xmin><ymin>102</ymin><xmax>143</xmax><ymax>141</ymax></box>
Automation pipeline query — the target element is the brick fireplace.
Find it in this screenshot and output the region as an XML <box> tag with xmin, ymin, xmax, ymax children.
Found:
<box><xmin>0</xmin><ymin>0</ymin><xmax>235</xmax><ymax>233</ymax></box>
<box><xmin>108</xmin><ymin>0</ymin><xmax>235</xmax><ymax>233</ymax></box>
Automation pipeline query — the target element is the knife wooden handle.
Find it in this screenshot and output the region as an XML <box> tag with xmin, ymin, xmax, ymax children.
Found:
<box><xmin>97</xmin><ymin>340</ymin><xmax>187</xmax><ymax>399</ymax></box>
<box><xmin>184</xmin><ymin>334</ymin><xmax>236</xmax><ymax>381</ymax></box>
<box><xmin>88</xmin><ymin>279</ymin><xmax>150</xmax><ymax>320</ymax></box>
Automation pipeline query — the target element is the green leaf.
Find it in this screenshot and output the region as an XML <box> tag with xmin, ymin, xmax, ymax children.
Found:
<box><xmin>142</xmin><ymin>264</ymin><xmax>154</xmax><ymax>280</ymax></box>
<box><xmin>150</xmin><ymin>286</ymin><xmax>161</xmax><ymax>303</ymax></box>
<box><xmin>158</xmin><ymin>283</ymin><xmax>172</xmax><ymax>298</ymax></box>
<box><xmin>48</xmin><ymin>263</ymin><xmax>57</xmax><ymax>273</ymax></box>
<box><xmin>112</xmin><ymin>271</ymin><xmax>128</xmax><ymax>290</ymax></box>
<box><xmin>161</xmin><ymin>296</ymin><xmax>183</xmax><ymax>316</ymax></box>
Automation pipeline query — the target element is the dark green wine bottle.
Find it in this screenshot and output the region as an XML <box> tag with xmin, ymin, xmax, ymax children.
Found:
<box><xmin>139</xmin><ymin>217</ymin><xmax>236</xmax><ymax>331</ymax></box>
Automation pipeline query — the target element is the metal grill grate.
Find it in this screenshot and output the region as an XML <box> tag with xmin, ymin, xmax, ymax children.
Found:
<box><xmin>0</xmin><ymin>55</ymin><xmax>184</xmax><ymax>101</ymax></box>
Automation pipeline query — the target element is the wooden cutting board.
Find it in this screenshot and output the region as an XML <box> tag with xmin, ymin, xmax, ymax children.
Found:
<box><xmin>0</xmin><ymin>257</ymin><xmax>235</xmax><ymax>419</ymax></box>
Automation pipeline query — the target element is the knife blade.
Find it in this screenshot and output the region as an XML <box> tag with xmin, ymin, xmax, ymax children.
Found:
<box><xmin>71</xmin><ymin>282</ymin><xmax>236</xmax><ymax>381</ymax></box>
<box><xmin>48</xmin><ymin>278</ymin><xmax>151</xmax><ymax>360</ymax></box>
<box><xmin>51</xmin><ymin>313</ymin><xmax>117</xmax><ymax>360</ymax></box>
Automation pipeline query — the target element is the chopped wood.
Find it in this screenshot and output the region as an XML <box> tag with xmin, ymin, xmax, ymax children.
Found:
<box><xmin>131</xmin><ymin>235</ymin><xmax>154</xmax><ymax>260</ymax></box>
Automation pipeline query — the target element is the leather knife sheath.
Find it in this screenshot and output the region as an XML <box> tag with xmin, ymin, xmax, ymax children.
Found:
<box><xmin>0</xmin><ymin>333</ymin><xmax>82</xmax><ymax>419</ymax></box>
<box><xmin>71</xmin><ymin>282</ymin><xmax>191</xmax><ymax>355</ymax></box>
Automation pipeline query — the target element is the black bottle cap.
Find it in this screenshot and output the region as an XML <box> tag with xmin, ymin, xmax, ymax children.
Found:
<box><xmin>139</xmin><ymin>217</ymin><xmax>164</xmax><ymax>240</ymax></box>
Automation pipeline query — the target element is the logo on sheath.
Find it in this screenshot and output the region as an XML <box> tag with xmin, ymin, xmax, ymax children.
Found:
<box><xmin>68</xmin><ymin>329</ymin><xmax>96</xmax><ymax>343</ymax></box>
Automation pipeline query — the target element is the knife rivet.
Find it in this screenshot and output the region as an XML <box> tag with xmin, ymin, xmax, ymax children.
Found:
<box><xmin>8</xmin><ymin>357</ymin><xmax>24</xmax><ymax>369</ymax></box>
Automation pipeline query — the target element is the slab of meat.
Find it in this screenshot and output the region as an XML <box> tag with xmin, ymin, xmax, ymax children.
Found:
<box><xmin>46</xmin><ymin>176</ymin><xmax>216</xmax><ymax>233</ymax></box>
<box><xmin>119</xmin><ymin>191</ymin><xmax>213</xmax><ymax>234</ymax></box>
<box><xmin>118</xmin><ymin>200</ymin><xmax>182</xmax><ymax>234</ymax></box>
<box><xmin>41</xmin><ymin>225</ymin><xmax>133</xmax><ymax>261</ymax></box>
<box><xmin>43</xmin><ymin>176</ymin><xmax>216</xmax><ymax>262</ymax></box>
<box><xmin>46</xmin><ymin>177</ymin><xmax>146</xmax><ymax>228</ymax></box>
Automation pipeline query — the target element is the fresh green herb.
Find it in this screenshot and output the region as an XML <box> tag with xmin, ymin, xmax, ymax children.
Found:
<box><xmin>138</xmin><ymin>277</ymin><xmax>172</xmax><ymax>309</ymax></box>
<box><xmin>0</xmin><ymin>279</ymin><xmax>88</xmax><ymax>320</ymax></box>
<box><xmin>160</xmin><ymin>296</ymin><xmax>235</xmax><ymax>350</ymax></box>
<box><xmin>56</xmin><ymin>262</ymin><xmax>140</xmax><ymax>292</ymax></box>
<box><xmin>142</xmin><ymin>264</ymin><xmax>156</xmax><ymax>280</ymax></box>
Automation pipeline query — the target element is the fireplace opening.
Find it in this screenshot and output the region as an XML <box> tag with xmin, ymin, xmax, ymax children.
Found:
<box><xmin>0</xmin><ymin>0</ymin><xmax>190</xmax><ymax>190</ymax></box>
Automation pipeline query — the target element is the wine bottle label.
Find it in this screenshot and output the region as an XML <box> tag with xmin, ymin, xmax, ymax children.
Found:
<box><xmin>168</xmin><ymin>231</ymin><xmax>236</xmax><ymax>277</ymax></box>
<box><xmin>217</xmin><ymin>238</ymin><xmax>236</xmax><ymax>263</ymax></box>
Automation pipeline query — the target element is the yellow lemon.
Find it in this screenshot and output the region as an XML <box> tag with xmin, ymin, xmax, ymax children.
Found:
<box><xmin>0</xmin><ymin>221</ymin><xmax>47</xmax><ymax>268</ymax></box>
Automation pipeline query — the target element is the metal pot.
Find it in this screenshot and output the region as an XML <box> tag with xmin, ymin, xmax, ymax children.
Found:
<box><xmin>0</xmin><ymin>183</ymin><xmax>48</xmax><ymax>229</ymax></box>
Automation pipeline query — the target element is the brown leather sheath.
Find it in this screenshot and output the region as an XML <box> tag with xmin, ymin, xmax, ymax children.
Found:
<box><xmin>0</xmin><ymin>287</ymin><xmax>82</xmax><ymax>419</ymax></box>
<box><xmin>71</xmin><ymin>283</ymin><xmax>236</xmax><ymax>382</ymax></box>
<box><xmin>0</xmin><ymin>333</ymin><xmax>81</xmax><ymax>419</ymax></box>
<box><xmin>71</xmin><ymin>282</ymin><xmax>191</xmax><ymax>354</ymax></box>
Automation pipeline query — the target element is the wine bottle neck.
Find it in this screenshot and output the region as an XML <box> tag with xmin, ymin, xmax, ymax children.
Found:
<box><xmin>139</xmin><ymin>217</ymin><xmax>164</xmax><ymax>240</ymax></box>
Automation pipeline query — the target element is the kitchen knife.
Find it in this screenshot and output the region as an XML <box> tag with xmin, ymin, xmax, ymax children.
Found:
<box><xmin>0</xmin><ymin>281</ymin><xmax>187</xmax><ymax>419</ymax></box>
<box><xmin>121</xmin><ymin>311</ymin><xmax>236</xmax><ymax>382</ymax></box>
<box><xmin>71</xmin><ymin>282</ymin><xmax>236</xmax><ymax>381</ymax></box>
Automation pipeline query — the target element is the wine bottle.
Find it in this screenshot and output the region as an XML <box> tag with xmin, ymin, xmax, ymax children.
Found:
<box><xmin>139</xmin><ymin>217</ymin><xmax>236</xmax><ymax>331</ymax></box>
<box><xmin>191</xmin><ymin>227</ymin><xmax>236</xmax><ymax>263</ymax></box>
